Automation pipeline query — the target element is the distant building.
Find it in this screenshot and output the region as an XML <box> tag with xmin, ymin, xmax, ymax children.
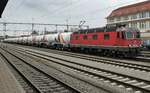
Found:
<box><xmin>107</xmin><ymin>0</ymin><xmax>150</xmax><ymax>40</ymax></box>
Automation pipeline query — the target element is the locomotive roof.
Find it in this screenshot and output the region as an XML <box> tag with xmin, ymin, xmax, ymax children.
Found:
<box><xmin>74</xmin><ymin>26</ymin><xmax>117</xmax><ymax>34</ymax></box>
<box><xmin>74</xmin><ymin>24</ymin><xmax>139</xmax><ymax>34</ymax></box>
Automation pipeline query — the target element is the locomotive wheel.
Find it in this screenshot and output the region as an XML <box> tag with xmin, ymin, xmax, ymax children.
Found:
<box><xmin>84</xmin><ymin>49</ymin><xmax>89</xmax><ymax>54</ymax></box>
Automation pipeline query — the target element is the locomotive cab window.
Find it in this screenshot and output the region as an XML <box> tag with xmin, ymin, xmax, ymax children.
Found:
<box><xmin>93</xmin><ymin>35</ymin><xmax>98</xmax><ymax>40</ymax></box>
<box><xmin>126</xmin><ymin>32</ymin><xmax>133</xmax><ymax>39</ymax></box>
<box><xmin>83</xmin><ymin>35</ymin><xmax>88</xmax><ymax>40</ymax></box>
<box><xmin>104</xmin><ymin>34</ymin><xmax>110</xmax><ymax>40</ymax></box>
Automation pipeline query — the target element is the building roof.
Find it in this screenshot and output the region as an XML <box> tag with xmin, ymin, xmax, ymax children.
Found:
<box><xmin>0</xmin><ymin>0</ymin><xmax>8</xmax><ymax>18</ymax></box>
<box><xmin>107</xmin><ymin>0</ymin><xmax>150</xmax><ymax>18</ymax></box>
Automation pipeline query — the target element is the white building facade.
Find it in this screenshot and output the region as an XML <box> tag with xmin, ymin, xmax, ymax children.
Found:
<box><xmin>107</xmin><ymin>1</ymin><xmax>150</xmax><ymax>40</ymax></box>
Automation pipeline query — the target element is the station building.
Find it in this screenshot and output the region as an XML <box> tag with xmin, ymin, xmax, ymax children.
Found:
<box><xmin>107</xmin><ymin>0</ymin><xmax>150</xmax><ymax>40</ymax></box>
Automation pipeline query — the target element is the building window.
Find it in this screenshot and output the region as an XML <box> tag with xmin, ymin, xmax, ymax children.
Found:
<box><xmin>104</xmin><ymin>34</ymin><xmax>110</xmax><ymax>40</ymax></box>
<box><xmin>139</xmin><ymin>22</ymin><xmax>146</xmax><ymax>29</ymax></box>
<box><xmin>116</xmin><ymin>17</ymin><xmax>121</xmax><ymax>21</ymax></box>
<box><xmin>131</xmin><ymin>14</ymin><xmax>137</xmax><ymax>20</ymax></box>
<box><xmin>149</xmin><ymin>21</ymin><xmax>150</xmax><ymax>28</ymax></box>
<box><xmin>146</xmin><ymin>21</ymin><xmax>149</xmax><ymax>29</ymax></box>
<box><xmin>83</xmin><ymin>35</ymin><xmax>88</xmax><ymax>40</ymax></box>
<box><xmin>126</xmin><ymin>24</ymin><xmax>129</xmax><ymax>27</ymax></box>
<box><xmin>109</xmin><ymin>18</ymin><xmax>114</xmax><ymax>23</ymax></box>
<box><xmin>139</xmin><ymin>12</ymin><xmax>147</xmax><ymax>18</ymax></box>
<box><xmin>131</xmin><ymin>22</ymin><xmax>137</xmax><ymax>28</ymax></box>
<box><xmin>123</xmin><ymin>16</ymin><xmax>129</xmax><ymax>20</ymax></box>
<box><xmin>93</xmin><ymin>35</ymin><xmax>98</xmax><ymax>40</ymax></box>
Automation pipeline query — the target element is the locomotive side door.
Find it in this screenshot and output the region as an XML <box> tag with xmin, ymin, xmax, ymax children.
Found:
<box><xmin>116</xmin><ymin>31</ymin><xmax>125</xmax><ymax>46</ymax></box>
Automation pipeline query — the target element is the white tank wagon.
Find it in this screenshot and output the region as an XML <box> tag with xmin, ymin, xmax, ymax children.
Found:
<box><xmin>10</xmin><ymin>38</ymin><xmax>17</xmax><ymax>44</ymax></box>
<box><xmin>22</xmin><ymin>37</ymin><xmax>28</xmax><ymax>45</ymax></box>
<box><xmin>43</xmin><ymin>32</ymin><xmax>73</xmax><ymax>49</ymax></box>
<box><xmin>3</xmin><ymin>38</ymin><xmax>12</xmax><ymax>43</ymax></box>
<box><xmin>60</xmin><ymin>32</ymin><xmax>72</xmax><ymax>44</ymax></box>
<box><xmin>56</xmin><ymin>32</ymin><xmax>73</xmax><ymax>48</ymax></box>
<box><xmin>16</xmin><ymin>37</ymin><xmax>20</xmax><ymax>44</ymax></box>
<box><xmin>34</xmin><ymin>35</ymin><xmax>44</xmax><ymax>46</ymax></box>
<box><xmin>27</xmin><ymin>36</ymin><xmax>33</xmax><ymax>45</ymax></box>
<box><xmin>41</xmin><ymin>33</ymin><xmax>59</xmax><ymax>47</ymax></box>
<box><xmin>3</xmin><ymin>38</ymin><xmax>18</xmax><ymax>43</ymax></box>
<box><xmin>13</xmin><ymin>38</ymin><xmax>17</xmax><ymax>43</ymax></box>
<box><xmin>3</xmin><ymin>32</ymin><xmax>73</xmax><ymax>49</ymax></box>
<box><xmin>18</xmin><ymin>37</ymin><xmax>23</xmax><ymax>44</ymax></box>
<box><xmin>32</xmin><ymin>35</ymin><xmax>37</xmax><ymax>46</ymax></box>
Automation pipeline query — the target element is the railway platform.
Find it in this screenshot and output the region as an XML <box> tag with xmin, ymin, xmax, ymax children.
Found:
<box><xmin>0</xmin><ymin>57</ymin><xmax>25</xmax><ymax>93</ymax></box>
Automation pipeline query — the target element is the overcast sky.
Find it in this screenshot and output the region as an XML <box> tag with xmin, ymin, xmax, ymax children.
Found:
<box><xmin>0</xmin><ymin>0</ymin><xmax>147</xmax><ymax>36</ymax></box>
<box><xmin>1</xmin><ymin>0</ymin><xmax>147</xmax><ymax>27</ymax></box>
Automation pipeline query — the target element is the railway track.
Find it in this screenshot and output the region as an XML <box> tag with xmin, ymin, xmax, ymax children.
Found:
<box><xmin>4</xmin><ymin>44</ymin><xmax>150</xmax><ymax>93</ymax></box>
<box><xmin>9</xmin><ymin>44</ymin><xmax>150</xmax><ymax>73</ymax></box>
<box><xmin>0</xmin><ymin>48</ymin><xmax>81</xmax><ymax>93</ymax></box>
<box><xmin>0</xmin><ymin>54</ymin><xmax>39</xmax><ymax>93</ymax></box>
<box><xmin>32</xmin><ymin>49</ymin><xmax>150</xmax><ymax>72</ymax></box>
<box><xmin>140</xmin><ymin>51</ymin><xmax>150</xmax><ymax>57</ymax></box>
<box><xmin>5</xmin><ymin>43</ymin><xmax>150</xmax><ymax>62</ymax></box>
<box><xmin>141</xmin><ymin>51</ymin><xmax>150</xmax><ymax>54</ymax></box>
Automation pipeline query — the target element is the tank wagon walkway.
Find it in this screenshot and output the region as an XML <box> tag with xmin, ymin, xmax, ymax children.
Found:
<box><xmin>0</xmin><ymin>57</ymin><xmax>25</xmax><ymax>93</ymax></box>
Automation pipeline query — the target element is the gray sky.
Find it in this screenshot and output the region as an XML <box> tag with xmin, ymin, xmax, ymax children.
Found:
<box><xmin>1</xmin><ymin>0</ymin><xmax>147</xmax><ymax>27</ymax></box>
<box><xmin>0</xmin><ymin>0</ymin><xmax>147</xmax><ymax>36</ymax></box>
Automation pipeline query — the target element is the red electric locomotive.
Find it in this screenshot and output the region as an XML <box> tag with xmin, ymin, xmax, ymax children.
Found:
<box><xmin>70</xmin><ymin>25</ymin><xmax>141</xmax><ymax>57</ymax></box>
